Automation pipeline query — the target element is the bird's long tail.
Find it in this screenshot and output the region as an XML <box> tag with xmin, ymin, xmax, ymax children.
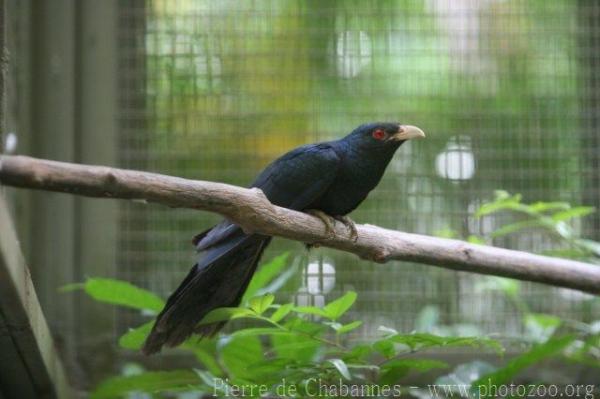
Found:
<box><xmin>142</xmin><ymin>233</ymin><xmax>271</xmax><ymax>355</ymax></box>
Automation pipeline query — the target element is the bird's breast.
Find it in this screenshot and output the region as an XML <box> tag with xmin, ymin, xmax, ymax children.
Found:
<box><xmin>309</xmin><ymin>161</ymin><xmax>385</xmax><ymax>216</ymax></box>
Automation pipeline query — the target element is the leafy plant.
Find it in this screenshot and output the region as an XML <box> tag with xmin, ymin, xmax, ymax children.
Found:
<box><xmin>476</xmin><ymin>190</ymin><xmax>600</xmax><ymax>261</ymax></box>
<box><xmin>79</xmin><ymin>271</ymin><xmax>599</xmax><ymax>398</ymax></box>
<box><xmin>70</xmin><ymin>192</ymin><xmax>600</xmax><ymax>397</ymax></box>
<box><xmin>69</xmin><ymin>253</ymin><xmax>505</xmax><ymax>398</ymax></box>
<box><xmin>426</xmin><ymin>192</ymin><xmax>600</xmax><ymax>392</ymax></box>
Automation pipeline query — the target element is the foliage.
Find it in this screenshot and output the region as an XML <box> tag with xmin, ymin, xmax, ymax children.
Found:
<box><xmin>71</xmin><ymin>269</ymin><xmax>599</xmax><ymax>398</ymax></box>
<box><xmin>474</xmin><ymin>190</ymin><xmax>599</xmax><ymax>262</ymax></box>
<box><xmin>422</xmin><ymin>191</ymin><xmax>600</xmax><ymax>395</ymax></box>
<box><xmin>76</xmin><ymin>270</ymin><xmax>600</xmax><ymax>398</ymax></box>
<box><xmin>69</xmin><ymin>192</ymin><xmax>600</xmax><ymax>397</ymax></box>
<box><xmin>70</xmin><ymin>253</ymin><xmax>503</xmax><ymax>398</ymax></box>
<box><xmin>472</xmin><ymin>335</ymin><xmax>575</xmax><ymax>396</ymax></box>
<box><xmin>84</xmin><ymin>286</ymin><xmax>503</xmax><ymax>398</ymax></box>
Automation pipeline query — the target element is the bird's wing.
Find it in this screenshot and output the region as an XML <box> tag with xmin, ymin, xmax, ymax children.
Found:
<box><xmin>252</xmin><ymin>143</ymin><xmax>341</xmax><ymax>210</ymax></box>
<box><xmin>194</xmin><ymin>143</ymin><xmax>340</xmax><ymax>251</ymax></box>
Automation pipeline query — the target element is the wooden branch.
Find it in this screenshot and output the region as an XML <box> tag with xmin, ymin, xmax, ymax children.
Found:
<box><xmin>1</xmin><ymin>154</ymin><xmax>599</xmax><ymax>295</ymax></box>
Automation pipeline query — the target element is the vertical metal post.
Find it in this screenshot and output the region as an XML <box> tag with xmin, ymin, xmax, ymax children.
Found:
<box><xmin>29</xmin><ymin>0</ymin><xmax>78</xmax><ymax>374</ymax></box>
<box><xmin>75</xmin><ymin>0</ymin><xmax>119</xmax><ymax>378</ymax></box>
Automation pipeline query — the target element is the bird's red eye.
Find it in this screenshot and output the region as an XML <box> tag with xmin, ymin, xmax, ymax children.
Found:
<box><xmin>372</xmin><ymin>129</ymin><xmax>385</xmax><ymax>140</ymax></box>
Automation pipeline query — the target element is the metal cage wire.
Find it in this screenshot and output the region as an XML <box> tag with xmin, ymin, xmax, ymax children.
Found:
<box><xmin>114</xmin><ymin>0</ymin><xmax>599</xmax><ymax>352</ymax></box>
<box><xmin>2</xmin><ymin>0</ymin><xmax>598</xmax><ymax>387</ymax></box>
<box><xmin>116</xmin><ymin>0</ymin><xmax>600</xmax><ymax>337</ymax></box>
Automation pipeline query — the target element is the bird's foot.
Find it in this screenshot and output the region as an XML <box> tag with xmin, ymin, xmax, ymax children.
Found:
<box><xmin>305</xmin><ymin>242</ymin><xmax>320</xmax><ymax>250</ymax></box>
<box><xmin>334</xmin><ymin>215</ymin><xmax>358</xmax><ymax>242</ymax></box>
<box><xmin>306</xmin><ymin>209</ymin><xmax>336</xmax><ymax>239</ymax></box>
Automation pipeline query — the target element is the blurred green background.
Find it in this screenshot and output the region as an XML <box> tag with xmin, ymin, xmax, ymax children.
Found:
<box><xmin>4</xmin><ymin>0</ymin><xmax>600</xmax><ymax>389</ymax></box>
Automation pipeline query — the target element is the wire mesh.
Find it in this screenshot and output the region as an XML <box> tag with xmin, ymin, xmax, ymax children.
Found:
<box><xmin>0</xmin><ymin>4</ymin><xmax>547</xmax><ymax>390</ymax></box>
<box><xmin>3</xmin><ymin>0</ymin><xmax>600</xmax><ymax>387</ymax></box>
<box><xmin>116</xmin><ymin>0</ymin><xmax>600</xmax><ymax>344</ymax></box>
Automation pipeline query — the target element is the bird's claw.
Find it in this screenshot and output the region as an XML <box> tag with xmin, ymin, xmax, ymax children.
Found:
<box><xmin>305</xmin><ymin>210</ymin><xmax>358</xmax><ymax>242</ymax></box>
<box><xmin>334</xmin><ymin>215</ymin><xmax>359</xmax><ymax>242</ymax></box>
<box><xmin>306</xmin><ymin>209</ymin><xmax>336</xmax><ymax>239</ymax></box>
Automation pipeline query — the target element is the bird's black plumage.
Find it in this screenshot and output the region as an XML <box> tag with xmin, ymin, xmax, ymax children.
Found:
<box><xmin>142</xmin><ymin>122</ymin><xmax>424</xmax><ymax>354</ymax></box>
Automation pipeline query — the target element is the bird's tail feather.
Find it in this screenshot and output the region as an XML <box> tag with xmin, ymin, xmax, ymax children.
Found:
<box><xmin>142</xmin><ymin>234</ymin><xmax>271</xmax><ymax>355</ymax></box>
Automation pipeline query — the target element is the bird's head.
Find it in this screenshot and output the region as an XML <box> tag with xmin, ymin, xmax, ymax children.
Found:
<box><xmin>344</xmin><ymin>122</ymin><xmax>426</xmax><ymax>151</ymax></box>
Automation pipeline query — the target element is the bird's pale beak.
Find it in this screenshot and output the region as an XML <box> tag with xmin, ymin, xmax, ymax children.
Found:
<box><xmin>392</xmin><ymin>125</ymin><xmax>426</xmax><ymax>141</ymax></box>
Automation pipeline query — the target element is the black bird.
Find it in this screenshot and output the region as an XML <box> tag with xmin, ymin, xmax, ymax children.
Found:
<box><xmin>142</xmin><ymin>122</ymin><xmax>425</xmax><ymax>354</ymax></box>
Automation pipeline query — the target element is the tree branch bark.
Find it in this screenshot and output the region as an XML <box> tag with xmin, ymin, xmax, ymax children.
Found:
<box><xmin>1</xmin><ymin>154</ymin><xmax>599</xmax><ymax>295</ymax></box>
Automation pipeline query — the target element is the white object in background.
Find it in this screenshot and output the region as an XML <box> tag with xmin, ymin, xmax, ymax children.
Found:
<box><xmin>435</xmin><ymin>135</ymin><xmax>476</xmax><ymax>181</ymax></box>
<box><xmin>3</xmin><ymin>132</ymin><xmax>18</xmax><ymax>154</ymax></box>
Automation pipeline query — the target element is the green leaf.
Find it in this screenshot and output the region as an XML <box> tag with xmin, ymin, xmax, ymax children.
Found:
<box><xmin>344</xmin><ymin>344</ymin><xmax>373</xmax><ymax>362</ymax></box>
<box><xmin>328</xmin><ymin>358</ymin><xmax>352</xmax><ymax>380</ymax></box>
<box><xmin>326</xmin><ymin>321</ymin><xmax>343</xmax><ymax>330</ymax></box>
<box><xmin>119</xmin><ymin>322</ymin><xmax>222</xmax><ymax>377</ymax></box>
<box><xmin>91</xmin><ymin>370</ymin><xmax>200</xmax><ymax>399</ymax></box>
<box><xmin>380</xmin><ymin>359</ymin><xmax>448</xmax><ymax>385</ymax></box>
<box><xmin>490</xmin><ymin>220</ymin><xmax>545</xmax><ymax>238</ymax></box>
<box><xmin>552</xmin><ymin>207</ymin><xmax>595</xmax><ymax>222</ymax></box>
<box><xmin>197</xmin><ymin>307</ymin><xmax>255</xmax><ymax>326</ymax></box>
<box><xmin>285</xmin><ymin>316</ymin><xmax>326</xmax><ymax>336</ymax></box>
<box><xmin>270</xmin><ymin>303</ymin><xmax>293</xmax><ymax>322</ymax></box>
<box><xmin>542</xmin><ymin>248</ymin><xmax>591</xmax><ymax>259</ymax></box>
<box><xmin>190</xmin><ymin>347</ymin><xmax>223</xmax><ymax>377</ymax></box>
<box><xmin>570</xmin><ymin>333</ymin><xmax>600</xmax><ymax>361</ymax></box>
<box><xmin>271</xmin><ymin>317</ymin><xmax>325</xmax><ymax>362</ymax></box>
<box><xmin>82</xmin><ymin>278</ymin><xmax>165</xmax><ymax>313</ymax></box>
<box><xmin>378</xmin><ymin>325</ymin><xmax>399</xmax><ymax>336</ymax></box>
<box><xmin>292</xmin><ymin>292</ymin><xmax>358</xmax><ymax>321</ymax></box>
<box><xmin>220</xmin><ymin>335</ymin><xmax>265</xmax><ymax>380</ymax></box>
<box><xmin>524</xmin><ymin>313</ymin><xmax>561</xmax><ymax>343</ymax></box>
<box><xmin>373</xmin><ymin>339</ymin><xmax>396</xmax><ymax>358</ymax></box>
<box><xmin>474</xmin><ymin>335</ymin><xmax>575</xmax><ymax>397</ymax></box>
<box><xmin>434</xmin><ymin>228</ymin><xmax>458</xmax><ymax>239</ymax></box>
<box><xmin>243</xmin><ymin>253</ymin><xmax>289</xmax><ymax>302</ymax></box>
<box><xmin>244</xmin><ymin>359</ymin><xmax>300</xmax><ymax>384</ymax></box>
<box><xmin>467</xmin><ymin>235</ymin><xmax>486</xmax><ymax>245</ymax></box>
<box><xmin>388</xmin><ymin>333</ymin><xmax>504</xmax><ymax>354</ymax></box>
<box><xmin>258</xmin><ymin>262</ymin><xmax>300</xmax><ymax>298</ymax></box>
<box><xmin>271</xmin><ymin>340</ymin><xmax>320</xmax><ymax>356</ymax></box>
<box><xmin>272</xmin><ymin>333</ymin><xmax>320</xmax><ymax>362</ymax></box>
<box><xmin>230</xmin><ymin>328</ymin><xmax>295</xmax><ymax>339</ymax></box>
<box><xmin>119</xmin><ymin>322</ymin><xmax>153</xmax><ymax>350</ymax></box>
<box><xmin>59</xmin><ymin>283</ymin><xmax>85</xmax><ymax>292</ymax></box>
<box><xmin>323</xmin><ymin>291</ymin><xmax>357</xmax><ymax>320</ymax></box>
<box><xmin>249</xmin><ymin>293</ymin><xmax>275</xmax><ymax>315</ymax></box>
<box><xmin>476</xmin><ymin>192</ymin><xmax>523</xmax><ymax>218</ymax></box>
<box><xmin>383</xmin><ymin>358</ymin><xmax>448</xmax><ymax>372</ymax></box>
<box><xmin>195</xmin><ymin>370</ymin><xmax>226</xmax><ymax>394</ymax></box>
<box><xmin>119</xmin><ymin>320</ymin><xmax>221</xmax><ymax>377</ymax></box>
<box><xmin>554</xmin><ymin>220</ymin><xmax>574</xmax><ymax>239</ymax></box>
<box><xmin>336</xmin><ymin>320</ymin><xmax>363</xmax><ymax>334</ymax></box>
<box><xmin>529</xmin><ymin>201</ymin><xmax>571</xmax><ymax>213</ymax></box>
<box><xmin>293</xmin><ymin>306</ymin><xmax>329</xmax><ymax>318</ymax></box>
